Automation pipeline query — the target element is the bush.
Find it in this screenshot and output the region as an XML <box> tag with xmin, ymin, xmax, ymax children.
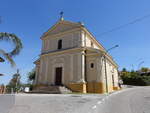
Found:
<box><xmin>121</xmin><ymin>71</ymin><xmax>150</xmax><ymax>86</ymax></box>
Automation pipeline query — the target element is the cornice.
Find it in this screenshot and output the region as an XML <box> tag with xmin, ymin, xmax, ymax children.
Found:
<box><xmin>41</xmin><ymin>20</ymin><xmax>82</xmax><ymax>40</ymax></box>
<box><xmin>41</xmin><ymin>28</ymin><xmax>81</xmax><ymax>40</ymax></box>
<box><xmin>41</xmin><ymin>47</ymin><xmax>84</xmax><ymax>57</ymax></box>
<box><xmin>81</xmin><ymin>27</ymin><xmax>106</xmax><ymax>51</ymax></box>
<box><xmin>85</xmin><ymin>47</ymin><xmax>118</xmax><ymax>68</ymax></box>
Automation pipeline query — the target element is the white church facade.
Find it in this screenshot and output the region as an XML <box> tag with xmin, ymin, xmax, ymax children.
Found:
<box><xmin>34</xmin><ymin>16</ymin><xmax>119</xmax><ymax>93</ymax></box>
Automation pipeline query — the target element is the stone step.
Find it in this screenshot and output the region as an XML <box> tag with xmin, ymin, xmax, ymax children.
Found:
<box><xmin>30</xmin><ymin>86</ymin><xmax>72</xmax><ymax>94</ymax></box>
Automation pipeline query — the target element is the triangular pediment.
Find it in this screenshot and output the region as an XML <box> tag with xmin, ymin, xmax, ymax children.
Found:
<box><xmin>42</xmin><ymin>20</ymin><xmax>82</xmax><ymax>38</ymax></box>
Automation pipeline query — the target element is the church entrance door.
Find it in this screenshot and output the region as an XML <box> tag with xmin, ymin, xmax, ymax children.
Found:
<box><xmin>55</xmin><ymin>67</ymin><xmax>62</xmax><ymax>85</ymax></box>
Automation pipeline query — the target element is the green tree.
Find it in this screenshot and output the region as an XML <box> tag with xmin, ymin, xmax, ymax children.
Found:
<box><xmin>0</xmin><ymin>32</ymin><xmax>23</xmax><ymax>67</ymax></box>
<box><xmin>6</xmin><ymin>70</ymin><xmax>21</xmax><ymax>93</ymax></box>
<box><xmin>120</xmin><ymin>68</ymin><xmax>129</xmax><ymax>77</ymax></box>
<box><xmin>122</xmin><ymin>68</ymin><xmax>127</xmax><ymax>72</ymax></box>
<box><xmin>28</xmin><ymin>69</ymin><xmax>36</xmax><ymax>83</ymax></box>
<box><xmin>140</xmin><ymin>67</ymin><xmax>149</xmax><ymax>73</ymax></box>
<box><xmin>27</xmin><ymin>69</ymin><xmax>36</xmax><ymax>91</ymax></box>
<box><xmin>121</xmin><ymin>69</ymin><xmax>150</xmax><ymax>86</ymax></box>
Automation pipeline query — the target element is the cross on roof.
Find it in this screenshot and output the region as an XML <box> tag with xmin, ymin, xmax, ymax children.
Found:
<box><xmin>59</xmin><ymin>11</ymin><xmax>64</xmax><ymax>21</ymax></box>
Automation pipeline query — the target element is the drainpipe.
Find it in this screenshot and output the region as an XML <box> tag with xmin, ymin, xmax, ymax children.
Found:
<box><xmin>104</xmin><ymin>55</ymin><xmax>108</xmax><ymax>93</ymax></box>
<box><xmin>84</xmin><ymin>49</ymin><xmax>87</xmax><ymax>93</ymax></box>
<box><xmin>104</xmin><ymin>45</ymin><xmax>119</xmax><ymax>93</ymax></box>
<box><xmin>84</xmin><ymin>50</ymin><xmax>87</xmax><ymax>82</ymax></box>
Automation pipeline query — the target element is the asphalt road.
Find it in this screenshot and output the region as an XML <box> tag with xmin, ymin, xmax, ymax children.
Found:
<box><xmin>97</xmin><ymin>87</ymin><xmax>150</xmax><ymax>113</ymax></box>
<box><xmin>0</xmin><ymin>87</ymin><xmax>150</xmax><ymax>113</ymax></box>
<box><xmin>0</xmin><ymin>94</ymin><xmax>15</xmax><ymax>113</ymax></box>
<box><xmin>0</xmin><ymin>94</ymin><xmax>105</xmax><ymax>113</ymax></box>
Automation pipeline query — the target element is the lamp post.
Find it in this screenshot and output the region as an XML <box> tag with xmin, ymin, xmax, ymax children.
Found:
<box><xmin>15</xmin><ymin>69</ymin><xmax>20</xmax><ymax>94</ymax></box>
<box><xmin>104</xmin><ymin>45</ymin><xmax>119</xmax><ymax>93</ymax></box>
<box><xmin>137</xmin><ymin>61</ymin><xmax>144</xmax><ymax>71</ymax></box>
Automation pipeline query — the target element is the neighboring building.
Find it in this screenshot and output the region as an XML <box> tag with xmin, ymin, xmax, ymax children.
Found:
<box><xmin>34</xmin><ymin>16</ymin><xmax>119</xmax><ymax>93</ymax></box>
<box><xmin>0</xmin><ymin>85</ymin><xmax>5</xmax><ymax>94</ymax></box>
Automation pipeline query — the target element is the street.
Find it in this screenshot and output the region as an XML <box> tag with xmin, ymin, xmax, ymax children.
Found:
<box><xmin>97</xmin><ymin>87</ymin><xmax>150</xmax><ymax>113</ymax></box>
<box><xmin>0</xmin><ymin>94</ymin><xmax>15</xmax><ymax>113</ymax></box>
<box><xmin>0</xmin><ymin>87</ymin><xmax>150</xmax><ymax>113</ymax></box>
<box><xmin>0</xmin><ymin>94</ymin><xmax>105</xmax><ymax>113</ymax></box>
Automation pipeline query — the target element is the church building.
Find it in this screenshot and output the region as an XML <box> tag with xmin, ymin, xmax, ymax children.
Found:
<box><xmin>34</xmin><ymin>15</ymin><xmax>119</xmax><ymax>93</ymax></box>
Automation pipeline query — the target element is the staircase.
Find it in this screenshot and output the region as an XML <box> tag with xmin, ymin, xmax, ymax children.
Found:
<box><xmin>29</xmin><ymin>85</ymin><xmax>72</xmax><ymax>94</ymax></box>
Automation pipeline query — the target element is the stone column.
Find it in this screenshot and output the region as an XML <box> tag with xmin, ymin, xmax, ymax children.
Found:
<box><xmin>45</xmin><ymin>57</ymin><xmax>49</xmax><ymax>84</ymax></box>
<box><xmin>79</xmin><ymin>51</ymin><xmax>85</xmax><ymax>83</ymax></box>
<box><xmin>34</xmin><ymin>63</ymin><xmax>40</xmax><ymax>85</ymax></box>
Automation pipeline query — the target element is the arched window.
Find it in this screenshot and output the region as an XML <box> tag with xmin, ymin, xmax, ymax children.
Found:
<box><xmin>58</xmin><ymin>39</ymin><xmax>62</xmax><ymax>49</ymax></box>
<box><xmin>91</xmin><ymin>63</ymin><xmax>94</xmax><ymax>68</ymax></box>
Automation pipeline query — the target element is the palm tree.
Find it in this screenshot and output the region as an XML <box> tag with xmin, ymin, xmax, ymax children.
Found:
<box><xmin>0</xmin><ymin>32</ymin><xmax>23</xmax><ymax>67</ymax></box>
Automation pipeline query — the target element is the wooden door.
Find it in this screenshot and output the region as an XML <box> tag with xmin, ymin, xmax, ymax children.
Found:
<box><xmin>55</xmin><ymin>67</ymin><xmax>62</xmax><ymax>85</ymax></box>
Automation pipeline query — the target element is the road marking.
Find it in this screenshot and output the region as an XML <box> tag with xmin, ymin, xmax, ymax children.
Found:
<box><xmin>106</xmin><ymin>96</ymin><xmax>109</xmax><ymax>99</ymax></box>
<box><xmin>92</xmin><ymin>105</ymin><xmax>97</xmax><ymax>109</ymax></box>
<box><xmin>102</xmin><ymin>98</ymin><xmax>105</xmax><ymax>101</ymax></box>
<box><xmin>97</xmin><ymin>101</ymin><xmax>102</xmax><ymax>104</ymax></box>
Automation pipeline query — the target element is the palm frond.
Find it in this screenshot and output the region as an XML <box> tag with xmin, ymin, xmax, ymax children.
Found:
<box><xmin>0</xmin><ymin>32</ymin><xmax>23</xmax><ymax>57</ymax></box>
<box><xmin>0</xmin><ymin>57</ymin><xmax>5</xmax><ymax>62</ymax></box>
<box><xmin>0</xmin><ymin>49</ymin><xmax>15</xmax><ymax>67</ymax></box>
<box><xmin>0</xmin><ymin>74</ymin><xmax>4</xmax><ymax>76</ymax></box>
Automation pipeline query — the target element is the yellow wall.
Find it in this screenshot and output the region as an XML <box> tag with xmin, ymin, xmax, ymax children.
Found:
<box><xmin>113</xmin><ymin>86</ymin><xmax>120</xmax><ymax>90</ymax></box>
<box><xmin>35</xmin><ymin>82</ymin><xmax>120</xmax><ymax>94</ymax></box>
<box><xmin>86</xmin><ymin>82</ymin><xmax>105</xmax><ymax>93</ymax></box>
<box><xmin>67</xmin><ymin>82</ymin><xmax>110</xmax><ymax>94</ymax></box>
<box><xmin>67</xmin><ymin>83</ymin><xmax>87</xmax><ymax>93</ymax></box>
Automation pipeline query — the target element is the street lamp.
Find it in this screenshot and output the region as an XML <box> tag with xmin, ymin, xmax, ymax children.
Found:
<box><xmin>15</xmin><ymin>69</ymin><xmax>20</xmax><ymax>94</ymax></box>
<box><xmin>137</xmin><ymin>61</ymin><xmax>144</xmax><ymax>71</ymax></box>
<box><xmin>104</xmin><ymin>45</ymin><xmax>119</xmax><ymax>93</ymax></box>
<box><xmin>106</xmin><ymin>45</ymin><xmax>119</xmax><ymax>52</ymax></box>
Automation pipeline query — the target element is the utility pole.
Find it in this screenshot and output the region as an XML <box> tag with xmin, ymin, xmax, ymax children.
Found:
<box><xmin>104</xmin><ymin>45</ymin><xmax>119</xmax><ymax>93</ymax></box>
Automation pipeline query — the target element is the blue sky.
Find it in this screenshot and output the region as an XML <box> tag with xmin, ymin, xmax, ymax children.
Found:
<box><xmin>0</xmin><ymin>0</ymin><xmax>150</xmax><ymax>84</ymax></box>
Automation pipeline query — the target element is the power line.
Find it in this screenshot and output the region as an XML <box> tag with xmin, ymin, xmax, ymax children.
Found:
<box><xmin>0</xmin><ymin>16</ymin><xmax>2</xmax><ymax>24</ymax></box>
<box><xmin>97</xmin><ymin>14</ymin><xmax>150</xmax><ymax>37</ymax></box>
